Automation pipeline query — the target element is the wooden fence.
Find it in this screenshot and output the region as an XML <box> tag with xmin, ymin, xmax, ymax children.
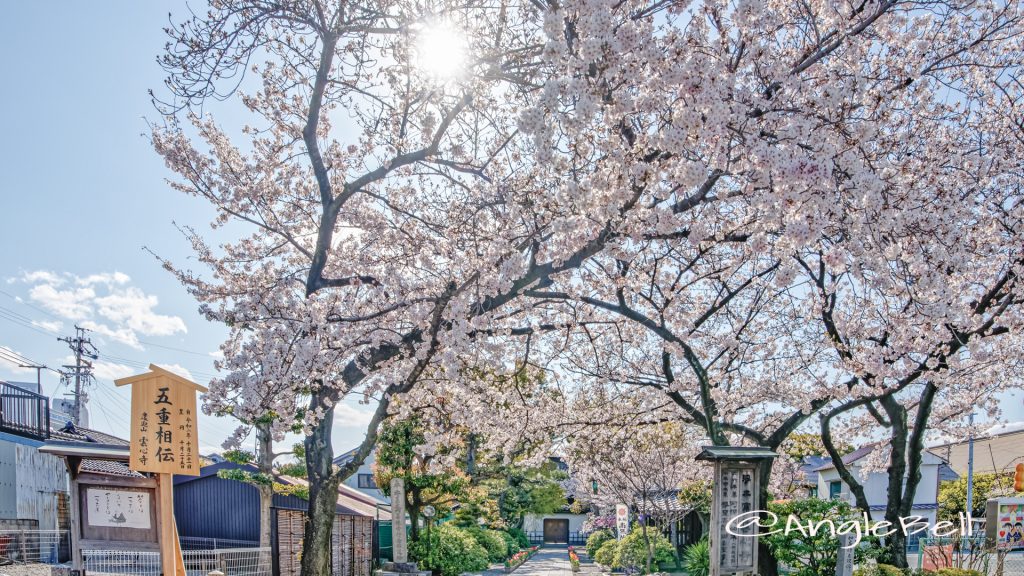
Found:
<box><xmin>274</xmin><ymin>509</ymin><xmax>373</xmax><ymax>576</ymax></box>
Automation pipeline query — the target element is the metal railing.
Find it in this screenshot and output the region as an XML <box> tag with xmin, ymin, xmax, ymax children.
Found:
<box><xmin>179</xmin><ymin>536</ymin><xmax>261</xmax><ymax>550</ymax></box>
<box><xmin>83</xmin><ymin>547</ymin><xmax>272</xmax><ymax>576</ymax></box>
<box><xmin>0</xmin><ymin>529</ymin><xmax>68</xmax><ymax>564</ymax></box>
<box><xmin>0</xmin><ymin>380</ymin><xmax>50</xmax><ymax>439</ymax></box>
<box><xmin>83</xmin><ymin>549</ymin><xmax>161</xmax><ymax>576</ymax></box>
<box><xmin>527</xmin><ymin>531</ymin><xmax>587</xmax><ymax>546</ymax></box>
<box><xmin>915</xmin><ymin>536</ymin><xmax>1024</xmax><ymax>576</ymax></box>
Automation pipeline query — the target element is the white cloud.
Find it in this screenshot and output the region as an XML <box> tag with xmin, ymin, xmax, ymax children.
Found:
<box><xmin>75</xmin><ymin>272</ymin><xmax>131</xmax><ymax>287</ymax></box>
<box><xmin>334</xmin><ymin>401</ymin><xmax>375</xmax><ymax>430</ymax></box>
<box><xmin>156</xmin><ymin>363</ymin><xmax>195</xmax><ymax>381</ymax></box>
<box><xmin>0</xmin><ymin>347</ymin><xmax>35</xmax><ymax>375</ymax></box>
<box><xmin>11</xmin><ymin>270</ymin><xmax>188</xmax><ymax>350</ymax></box>
<box><xmin>29</xmin><ymin>284</ymin><xmax>95</xmax><ymax>320</ymax></box>
<box><xmin>33</xmin><ymin>320</ymin><xmax>64</xmax><ymax>333</ymax></box>
<box><xmin>15</xmin><ymin>270</ymin><xmax>64</xmax><ymax>285</ymax></box>
<box><xmin>81</xmin><ymin>321</ymin><xmax>144</xmax><ymax>350</ymax></box>
<box><xmin>94</xmin><ymin>288</ymin><xmax>187</xmax><ymax>337</ymax></box>
<box><xmin>92</xmin><ymin>361</ymin><xmax>136</xmax><ymax>381</ymax></box>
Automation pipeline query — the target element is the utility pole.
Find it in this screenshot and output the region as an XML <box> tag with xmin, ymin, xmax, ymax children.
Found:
<box><xmin>17</xmin><ymin>364</ymin><xmax>45</xmax><ymax>394</ymax></box>
<box><xmin>58</xmin><ymin>325</ymin><xmax>98</xmax><ymax>426</ymax></box>
<box><xmin>966</xmin><ymin>412</ymin><xmax>976</xmax><ymax>521</ymax></box>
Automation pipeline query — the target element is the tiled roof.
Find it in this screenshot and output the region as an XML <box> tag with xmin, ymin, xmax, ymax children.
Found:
<box><xmin>80</xmin><ymin>459</ymin><xmax>143</xmax><ymax>478</ymax></box>
<box><xmin>800</xmin><ymin>455</ymin><xmax>831</xmax><ymax>484</ymax></box>
<box><xmin>50</xmin><ymin>422</ymin><xmax>138</xmax><ymax>477</ymax></box>
<box><xmin>51</xmin><ymin>422</ymin><xmax>130</xmax><ymax>446</ymax></box>
<box><xmin>635</xmin><ymin>489</ymin><xmax>695</xmax><ymax>516</ymax></box>
<box><xmin>812</xmin><ymin>442</ymin><xmax>882</xmax><ymax>472</ymax></box>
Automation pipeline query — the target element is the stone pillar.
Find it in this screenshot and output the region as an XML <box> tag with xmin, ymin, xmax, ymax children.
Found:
<box><xmin>391</xmin><ymin>478</ymin><xmax>408</xmax><ymax>564</ymax></box>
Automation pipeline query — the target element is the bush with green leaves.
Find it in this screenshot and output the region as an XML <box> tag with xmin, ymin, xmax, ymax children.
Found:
<box><xmin>764</xmin><ymin>498</ymin><xmax>883</xmax><ymax>576</ymax></box>
<box><xmin>682</xmin><ymin>538</ymin><xmax>710</xmax><ymax>576</ymax></box>
<box><xmin>508</xmin><ymin>527</ymin><xmax>530</xmax><ymax>549</ymax></box>
<box><xmin>466</xmin><ymin>527</ymin><xmax>509</xmax><ymax>562</ymax></box>
<box><xmin>593</xmin><ymin>539</ymin><xmax>620</xmax><ymax>569</ymax></box>
<box><xmin>615</xmin><ymin>525</ymin><xmax>676</xmax><ymax>573</ymax></box>
<box><xmin>854</xmin><ymin>565</ymin><xmax>907</xmax><ymax>576</ymax></box>
<box><xmin>499</xmin><ymin>530</ymin><xmax>519</xmax><ymax>557</ymax></box>
<box><xmin>586</xmin><ymin>529</ymin><xmax>614</xmax><ymax>557</ymax></box>
<box><xmin>409</xmin><ymin>523</ymin><xmax>490</xmax><ymax>576</ymax></box>
<box><xmin>933</xmin><ymin>569</ymin><xmax>982</xmax><ymax>576</ymax></box>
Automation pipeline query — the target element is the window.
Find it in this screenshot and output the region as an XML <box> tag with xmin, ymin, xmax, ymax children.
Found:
<box><xmin>829</xmin><ymin>480</ymin><xmax>842</xmax><ymax>499</ymax></box>
<box><xmin>357</xmin><ymin>474</ymin><xmax>377</xmax><ymax>489</ymax></box>
<box><xmin>808</xmin><ymin>486</ymin><xmax>818</xmax><ymax>498</ymax></box>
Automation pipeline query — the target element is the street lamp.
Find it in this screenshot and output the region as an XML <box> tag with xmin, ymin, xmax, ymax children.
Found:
<box><xmin>422</xmin><ymin>505</ymin><xmax>436</xmax><ymax>568</ymax></box>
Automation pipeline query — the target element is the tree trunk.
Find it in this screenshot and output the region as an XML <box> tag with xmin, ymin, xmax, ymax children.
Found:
<box><xmin>641</xmin><ymin>521</ymin><xmax>653</xmax><ymax>573</ymax></box>
<box><xmin>257</xmin><ymin>483</ymin><xmax>273</xmax><ymax>549</ymax></box>
<box><xmin>757</xmin><ymin>461</ymin><xmax>779</xmax><ymax>576</ymax></box>
<box><xmin>301</xmin><ymin>398</ymin><xmax>339</xmax><ymax>576</ymax></box>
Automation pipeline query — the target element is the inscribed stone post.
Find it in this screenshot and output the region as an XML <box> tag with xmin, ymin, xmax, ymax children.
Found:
<box><xmin>390</xmin><ymin>478</ymin><xmax>408</xmax><ymax>563</ymax></box>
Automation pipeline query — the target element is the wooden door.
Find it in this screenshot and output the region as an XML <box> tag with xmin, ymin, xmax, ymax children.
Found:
<box><xmin>543</xmin><ymin>519</ymin><xmax>569</xmax><ymax>544</ymax></box>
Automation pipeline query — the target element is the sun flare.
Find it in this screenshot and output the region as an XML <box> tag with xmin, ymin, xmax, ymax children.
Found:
<box><xmin>415</xmin><ymin>22</ymin><xmax>468</xmax><ymax>79</ymax></box>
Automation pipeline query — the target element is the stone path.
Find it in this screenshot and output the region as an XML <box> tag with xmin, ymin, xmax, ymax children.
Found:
<box><xmin>511</xmin><ymin>548</ymin><xmax>574</xmax><ymax>576</ymax></box>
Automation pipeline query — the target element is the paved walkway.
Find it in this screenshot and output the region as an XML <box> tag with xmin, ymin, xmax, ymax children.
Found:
<box><xmin>508</xmin><ymin>548</ymin><xmax>575</xmax><ymax>576</ymax></box>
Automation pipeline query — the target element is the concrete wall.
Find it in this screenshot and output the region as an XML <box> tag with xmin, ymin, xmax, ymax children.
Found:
<box><xmin>0</xmin><ymin>432</ymin><xmax>69</xmax><ymax>530</ymax></box>
<box><xmin>522</xmin><ymin>513</ymin><xmax>588</xmax><ymax>534</ymax></box>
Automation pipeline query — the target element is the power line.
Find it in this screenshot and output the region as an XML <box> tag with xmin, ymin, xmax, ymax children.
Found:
<box><xmin>0</xmin><ymin>288</ymin><xmax>64</xmax><ymax>321</ymax></box>
<box><xmin>0</xmin><ymin>292</ymin><xmax>219</xmax><ymax>382</ymax></box>
<box><xmin>0</xmin><ymin>307</ymin><xmax>61</xmax><ymax>338</ymax></box>
<box><xmin>1</xmin><ymin>289</ymin><xmax>215</xmax><ymax>358</ymax></box>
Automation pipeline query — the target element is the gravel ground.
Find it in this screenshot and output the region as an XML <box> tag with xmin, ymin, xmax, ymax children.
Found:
<box><xmin>0</xmin><ymin>564</ymin><xmax>58</xmax><ymax>576</ymax></box>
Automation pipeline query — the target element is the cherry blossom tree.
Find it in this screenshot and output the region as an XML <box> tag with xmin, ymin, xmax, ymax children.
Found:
<box><xmin>152</xmin><ymin>0</ymin><xmax>1024</xmax><ymax>573</ymax></box>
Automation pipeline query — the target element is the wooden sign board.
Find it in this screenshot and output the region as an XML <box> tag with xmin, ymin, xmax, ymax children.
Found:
<box><xmin>115</xmin><ymin>364</ymin><xmax>208</xmax><ymax>476</ymax></box>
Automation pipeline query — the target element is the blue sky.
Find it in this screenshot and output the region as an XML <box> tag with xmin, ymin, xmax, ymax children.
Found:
<box><xmin>0</xmin><ymin>3</ymin><xmax>1019</xmax><ymax>457</ymax></box>
<box><xmin>0</xmin><ymin>1</ymin><xmax>372</xmax><ymax>456</ymax></box>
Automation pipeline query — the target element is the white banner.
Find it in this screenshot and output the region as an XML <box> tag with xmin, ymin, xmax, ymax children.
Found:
<box><xmin>616</xmin><ymin>503</ymin><xmax>630</xmax><ymax>539</ymax></box>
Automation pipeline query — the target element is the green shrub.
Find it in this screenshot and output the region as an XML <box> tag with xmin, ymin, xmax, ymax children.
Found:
<box><xmin>934</xmin><ymin>569</ymin><xmax>982</xmax><ymax>576</ymax></box>
<box><xmin>466</xmin><ymin>527</ymin><xmax>509</xmax><ymax>562</ymax></box>
<box><xmin>499</xmin><ymin>530</ymin><xmax>519</xmax><ymax>557</ymax></box>
<box><xmin>854</xmin><ymin>565</ymin><xmax>909</xmax><ymax>576</ymax></box>
<box><xmin>410</xmin><ymin>524</ymin><xmax>490</xmax><ymax>576</ymax></box>
<box><xmin>615</xmin><ymin>525</ymin><xmax>676</xmax><ymax>573</ymax></box>
<box><xmin>586</xmin><ymin>529</ymin><xmax>614</xmax><ymax>557</ymax></box>
<box><xmin>764</xmin><ymin>499</ymin><xmax>883</xmax><ymax>576</ymax></box>
<box><xmin>508</xmin><ymin>527</ymin><xmax>530</xmax><ymax>549</ymax></box>
<box><xmin>682</xmin><ymin>538</ymin><xmax>710</xmax><ymax>576</ymax></box>
<box><xmin>593</xmin><ymin>539</ymin><xmax>619</xmax><ymax>569</ymax></box>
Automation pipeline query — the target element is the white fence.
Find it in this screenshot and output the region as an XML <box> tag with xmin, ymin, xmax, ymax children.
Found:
<box><xmin>0</xmin><ymin>529</ymin><xmax>270</xmax><ymax>576</ymax></box>
<box><xmin>0</xmin><ymin>529</ymin><xmax>68</xmax><ymax>564</ymax></box>
<box><xmin>84</xmin><ymin>547</ymin><xmax>271</xmax><ymax>576</ymax></box>
<box><xmin>912</xmin><ymin>537</ymin><xmax>1024</xmax><ymax>576</ymax></box>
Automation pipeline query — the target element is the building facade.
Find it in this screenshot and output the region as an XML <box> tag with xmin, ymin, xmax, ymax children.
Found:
<box><xmin>813</xmin><ymin>444</ymin><xmax>955</xmax><ymax>528</ymax></box>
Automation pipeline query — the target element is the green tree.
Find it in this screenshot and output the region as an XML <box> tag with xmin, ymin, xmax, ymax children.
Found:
<box><xmin>764</xmin><ymin>499</ymin><xmax>882</xmax><ymax>576</ymax></box>
<box><xmin>938</xmin><ymin>472</ymin><xmax>1020</xmax><ymax>522</ymax></box>
<box><xmin>484</xmin><ymin>460</ymin><xmax>568</xmax><ymax>529</ymax></box>
<box><xmin>375</xmin><ymin>418</ymin><xmax>469</xmax><ymax>543</ymax></box>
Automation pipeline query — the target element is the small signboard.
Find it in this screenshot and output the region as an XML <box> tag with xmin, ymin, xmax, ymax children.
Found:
<box><xmin>115</xmin><ymin>364</ymin><xmax>207</xmax><ymax>476</ymax></box>
<box><xmin>616</xmin><ymin>503</ymin><xmax>630</xmax><ymax>539</ymax></box>
<box><xmin>986</xmin><ymin>497</ymin><xmax>1024</xmax><ymax>550</ymax></box>
<box><xmin>86</xmin><ymin>488</ymin><xmax>152</xmax><ymax>529</ymax></box>
<box><xmin>696</xmin><ymin>445</ymin><xmax>776</xmax><ymax>576</ymax></box>
<box><xmin>714</xmin><ymin>464</ymin><xmax>758</xmax><ymax>573</ymax></box>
